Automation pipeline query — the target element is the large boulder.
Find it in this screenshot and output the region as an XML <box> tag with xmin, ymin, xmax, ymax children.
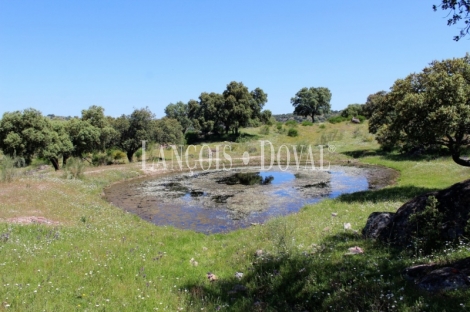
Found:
<box><xmin>362</xmin><ymin>212</ymin><xmax>395</xmax><ymax>239</ymax></box>
<box><xmin>402</xmin><ymin>260</ymin><xmax>470</xmax><ymax>292</ymax></box>
<box><xmin>364</xmin><ymin>179</ymin><xmax>470</xmax><ymax>248</ymax></box>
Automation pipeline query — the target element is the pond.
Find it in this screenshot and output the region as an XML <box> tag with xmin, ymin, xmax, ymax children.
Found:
<box><xmin>105</xmin><ymin>166</ymin><xmax>396</xmax><ymax>234</ymax></box>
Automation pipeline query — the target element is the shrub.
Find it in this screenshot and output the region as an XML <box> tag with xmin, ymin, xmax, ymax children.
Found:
<box><xmin>64</xmin><ymin>157</ymin><xmax>85</xmax><ymax>180</ymax></box>
<box><xmin>409</xmin><ymin>196</ymin><xmax>444</xmax><ymax>254</ymax></box>
<box><xmin>0</xmin><ymin>156</ymin><xmax>15</xmax><ymax>183</ymax></box>
<box><xmin>287</xmin><ymin>128</ymin><xmax>299</xmax><ymax>137</ymax></box>
<box><xmin>328</xmin><ymin>116</ymin><xmax>347</xmax><ymax>124</ymax></box>
<box><xmin>301</xmin><ymin>120</ymin><xmax>313</xmax><ymax>126</ymax></box>
<box><xmin>92</xmin><ymin>152</ymin><xmax>112</xmax><ymax>166</ymax></box>
<box><xmin>285</xmin><ymin>120</ymin><xmax>297</xmax><ymax>127</ymax></box>
<box><xmin>319</xmin><ymin>124</ymin><xmax>326</xmax><ymax>129</ymax></box>
<box><xmin>112</xmin><ymin>150</ymin><xmax>127</xmax><ymax>164</ymax></box>
<box><xmin>259</xmin><ymin>125</ymin><xmax>270</xmax><ymax>135</ymax></box>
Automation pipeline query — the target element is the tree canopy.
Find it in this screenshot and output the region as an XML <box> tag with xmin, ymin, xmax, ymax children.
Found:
<box><xmin>0</xmin><ymin>109</ymin><xmax>72</xmax><ymax>170</ymax></box>
<box><xmin>112</xmin><ymin>107</ymin><xmax>156</xmax><ymax>162</ymax></box>
<box><xmin>291</xmin><ymin>87</ymin><xmax>332</xmax><ymax>122</ymax></box>
<box><xmin>164</xmin><ymin>102</ymin><xmax>192</xmax><ymax>133</ymax></box>
<box><xmin>188</xmin><ymin>81</ymin><xmax>269</xmax><ymax>135</ymax></box>
<box><xmin>434</xmin><ymin>0</ymin><xmax>470</xmax><ymax>41</ymax></box>
<box><xmin>369</xmin><ymin>54</ymin><xmax>470</xmax><ymax>166</ymax></box>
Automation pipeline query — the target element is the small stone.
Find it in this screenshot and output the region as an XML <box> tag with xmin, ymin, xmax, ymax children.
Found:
<box><xmin>255</xmin><ymin>249</ymin><xmax>263</xmax><ymax>257</ymax></box>
<box><xmin>235</xmin><ymin>272</ymin><xmax>244</xmax><ymax>280</ymax></box>
<box><xmin>202</xmin><ymin>247</ymin><xmax>208</xmax><ymax>251</ymax></box>
<box><xmin>190</xmin><ymin>258</ymin><xmax>198</xmax><ymax>266</ymax></box>
<box><xmin>207</xmin><ymin>273</ymin><xmax>218</xmax><ymax>282</ymax></box>
<box><xmin>323</xmin><ymin>227</ymin><xmax>330</xmax><ymax>232</ymax></box>
<box><xmin>343</xmin><ymin>223</ymin><xmax>352</xmax><ymax>230</ymax></box>
<box><xmin>346</xmin><ymin>246</ymin><xmax>364</xmax><ymax>255</ymax></box>
<box><xmin>331</xmin><ymin>213</ymin><xmax>338</xmax><ymax>217</ymax></box>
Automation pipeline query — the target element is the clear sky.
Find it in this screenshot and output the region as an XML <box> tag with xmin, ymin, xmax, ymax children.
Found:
<box><xmin>0</xmin><ymin>1</ymin><xmax>468</xmax><ymax>118</ymax></box>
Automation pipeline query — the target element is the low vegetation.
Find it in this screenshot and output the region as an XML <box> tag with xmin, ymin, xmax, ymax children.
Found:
<box><xmin>1</xmin><ymin>121</ymin><xmax>470</xmax><ymax>311</ymax></box>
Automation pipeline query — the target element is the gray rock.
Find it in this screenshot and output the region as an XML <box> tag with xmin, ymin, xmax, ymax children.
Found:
<box><xmin>365</xmin><ymin>179</ymin><xmax>470</xmax><ymax>247</ymax></box>
<box><xmin>362</xmin><ymin>212</ymin><xmax>395</xmax><ymax>239</ymax></box>
<box><xmin>417</xmin><ymin>267</ymin><xmax>470</xmax><ymax>292</ymax></box>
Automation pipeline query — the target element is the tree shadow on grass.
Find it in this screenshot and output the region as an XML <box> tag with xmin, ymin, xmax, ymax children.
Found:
<box><xmin>337</xmin><ymin>185</ymin><xmax>438</xmax><ymax>204</ymax></box>
<box><xmin>183</xmin><ymin>232</ymin><xmax>467</xmax><ymax>311</ymax></box>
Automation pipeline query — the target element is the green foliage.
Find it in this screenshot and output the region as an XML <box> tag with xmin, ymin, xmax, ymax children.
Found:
<box><xmin>91</xmin><ymin>152</ymin><xmax>111</xmax><ymax>166</ymax></box>
<box><xmin>291</xmin><ymin>86</ymin><xmax>332</xmax><ymax>122</ymax></box>
<box><xmin>112</xmin><ymin>107</ymin><xmax>155</xmax><ymax>162</ymax></box>
<box><xmin>340</xmin><ymin>103</ymin><xmax>364</xmax><ymax>118</ymax></box>
<box><xmin>259</xmin><ymin>125</ymin><xmax>270</xmax><ymax>135</ymax></box>
<box><xmin>260</xmin><ymin>110</ymin><xmax>273</xmax><ymax>125</ymax></box>
<box><xmin>363</xmin><ymin>91</ymin><xmax>387</xmax><ymax>119</ymax></box>
<box><xmin>164</xmin><ymin>101</ymin><xmax>192</xmax><ymax>133</ymax></box>
<box><xmin>369</xmin><ymin>54</ymin><xmax>470</xmax><ymax>166</ymax></box>
<box><xmin>0</xmin><ymin>109</ymin><xmax>73</xmax><ymax>170</ymax></box>
<box><xmin>301</xmin><ymin>120</ymin><xmax>313</xmax><ymax>126</ymax></box>
<box><xmin>287</xmin><ymin>128</ymin><xmax>298</xmax><ymax>137</ymax></box>
<box><xmin>154</xmin><ymin>117</ymin><xmax>184</xmax><ymax>146</ymax></box>
<box><xmin>409</xmin><ymin>196</ymin><xmax>444</xmax><ymax>254</ymax></box>
<box><xmin>284</xmin><ymin>120</ymin><xmax>297</xmax><ymax>127</ymax></box>
<box><xmin>319</xmin><ymin>124</ymin><xmax>326</xmax><ymax>129</ymax></box>
<box><xmin>184</xmin><ymin>131</ymin><xmax>200</xmax><ymax>145</ymax></box>
<box><xmin>327</xmin><ymin>116</ymin><xmax>347</xmax><ymax>124</ymax></box>
<box><xmin>0</xmin><ymin>155</ymin><xmax>15</xmax><ymax>183</ymax></box>
<box><xmin>63</xmin><ymin>157</ymin><xmax>85</xmax><ymax>180</ymax></box>
<box><xmin>189</xmin><ymin>82</ymin><xmax>268</xmax><ymax>135</ymax></box>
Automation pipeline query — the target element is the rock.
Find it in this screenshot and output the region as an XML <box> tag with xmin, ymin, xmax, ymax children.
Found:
<box><xmin>190</xmin><ymin>258</ymin><xmax>198</xmax><ymax>267</ymax></box>
<box><xmin>402</xmin><ymin>264</ymin><xmax>439</xmax><ymax>282</ymax></box>
<box><xmin>331</xmin><ymin>213</ymin><xmax>338</xmax><ymax>217</ymax></box>
<box><xmin>417</xmin><ymin>267</ymin><xmax>470</xmax><ymax>292</ymax></box>
<box><xmin>362</xmin><ymin>212</ymin><xmax>395</xmax><ymax>239</ymax></box>
<box><xmin>207</xmin><ymin>272</ymin><xmax>218</xmax><ymax>282</ymax></box>
<box><xmin>403</xmin><ymin>257</ymin><xmax>470</xmax><ymax>292</ymax></box>
<box><xmin>255</xmin><ymin>249</ymin><xmax>263</xmax><ymax>257</ymax></box>
<box><xmin>351</xmin><ymin>117</ymin><xmax>360</xmax><ymax>124</ymax></box>
<box><xmin>343</xmin><ymin>223</ymin><xmax>352</xmax><ymax>230</ymax></box>
<box><xmin>346</xmin><ymin>246</ymin><xmax>364</xmax><ymax>255</ymax></box>
<box><xmin>364</xmin><ymin>179</ymin><xmax>470</xmax><ymax>247</ymax></box>
<box><xmin>235</xmin><ymin>272</ymin><xmax>244</xmax><ymax>280</ymax></box>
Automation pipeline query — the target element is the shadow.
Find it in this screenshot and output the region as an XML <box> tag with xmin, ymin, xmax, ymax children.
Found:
<box><xmin>337</xmin><ymin>185</ymin><xmax>438</xmax><ymax>203</ymax></box>
<box><xmin>182</xmin><ymin>232</ymin><xmax>467</xmax><ymax>311</ymax></box>
<box><xmin>185</xmin><ymin>132</ymin><xmax>259</xmax><ymax>144</ymax></box>
<box><xmin>342</xmin><ymin>149</ymin><xmax>382</xmax><ymax>158</ymax></box>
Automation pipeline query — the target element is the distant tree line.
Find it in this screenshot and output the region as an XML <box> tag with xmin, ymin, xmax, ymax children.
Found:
<box><xmin>0</xmin><ymin>81</ymin><xmax>273</xmax><ymax>170</ymax></box>
<box><xmin>0</xmin><ymin>105</ymin><xmax>183</xmax><ymax>170</ymax></box>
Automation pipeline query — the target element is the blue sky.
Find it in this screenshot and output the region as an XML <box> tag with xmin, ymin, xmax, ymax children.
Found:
<box><xmin>0</xmin><ymin>1</ymin><xmax>468</xmax><ymax>118</ymax></box>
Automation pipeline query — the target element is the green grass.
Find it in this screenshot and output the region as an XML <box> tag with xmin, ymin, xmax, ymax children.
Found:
<box><xmin>1</xmin><ymin>123</ymin><xmax>470</xmax><ymax>311</ymax></box>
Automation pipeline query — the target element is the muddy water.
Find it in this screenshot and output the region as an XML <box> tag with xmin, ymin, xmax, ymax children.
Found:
<box><xmin>105</xmin><ymin>166</ymin><xmax>396</xmax><ymax>234</ymax></box>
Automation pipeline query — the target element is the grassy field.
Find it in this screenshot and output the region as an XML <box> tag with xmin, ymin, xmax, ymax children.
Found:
<box><xmin>1</xmin><ymin>121</ymin><xmax>470</xmax><ymax>311</ymax></box>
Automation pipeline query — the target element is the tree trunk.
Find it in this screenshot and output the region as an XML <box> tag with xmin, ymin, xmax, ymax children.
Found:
<box><xmin>50</xmin><ymin>157</ymin><xmax>60</xmax><ymax>171</ymax></box>
<box><xmin>63</xmin><ymin>153</ymin><xmax>70</xmax><ymax>166</ymax></box>
<box><xmin>311</xmin><ymin>113</ymin><xmax>315</xmax><ymax>122</ymax></box>
<box><xmin>127</xmin><ymin>150</ymin><xmax>134</xmax><ymax>163</ymax></box>
<box><xmin>452</xmin><ymin>152</ymin><xmax>470</xmax><ymax>167</ymax></box>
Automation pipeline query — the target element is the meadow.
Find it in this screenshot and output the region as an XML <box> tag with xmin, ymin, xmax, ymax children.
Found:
<box><xmin>1</xmin><ymin>121</ymin><xmax>470</xmax><ymax>311</ymax></box>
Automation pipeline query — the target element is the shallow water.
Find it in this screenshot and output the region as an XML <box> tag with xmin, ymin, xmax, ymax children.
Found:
<box><xmin>105</xmin><ymin>166</ymin><xmax>393</xmax><ymax>234</ymax></box>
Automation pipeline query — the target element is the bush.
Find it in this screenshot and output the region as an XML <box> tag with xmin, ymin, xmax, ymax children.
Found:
<box><xmin>328</xmin><ymin>116</ymin><xmax>347</xmax><ymax>124</ymax></box>
<box><xmin>285</xmin><ymin>120</ymin><xmax>297</xmax><ymax>127</ymax></box>
<box><xmin>287</xmin><ymin>128</ymin><xmax>299</xmax><ymax>137</ymax></box>
<box><xmin>0</xmin><ymin>156</ymin><xmax>15</xmax><ymax>183</ymax></box>
<box><xmin>301</xmin><ymin>120</ymin><xmax>313</xmax><ymax>126</ymax></box>
<box><xmin>64</xmin><ymin>157</ymin><xmax>85</xmax><ymax>180</ymax></box>
<box><xmin>259</xmin><ymin>125</ymin><xmax>270</xmax><ymax>135</ymax></box>
<box><xmin>319</xmin><ymin>124</ymin><xmax>326</xmax><ymax>129</ymax></box>
<box><xmin>92</xmin><ymin>152</ymin><xmax>112</xmax><ymax>166</ymax></box>
<box><xmin>113</xmin><ymin>150</ymin><xmax>127</xmax><ymax>164</ymax></box>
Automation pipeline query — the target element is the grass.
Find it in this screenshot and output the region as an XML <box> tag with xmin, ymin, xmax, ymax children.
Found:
<box><xmin>1</xmin><ymin>121</ymin><xmax>470</xmax><ymax>311</ymax></box>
